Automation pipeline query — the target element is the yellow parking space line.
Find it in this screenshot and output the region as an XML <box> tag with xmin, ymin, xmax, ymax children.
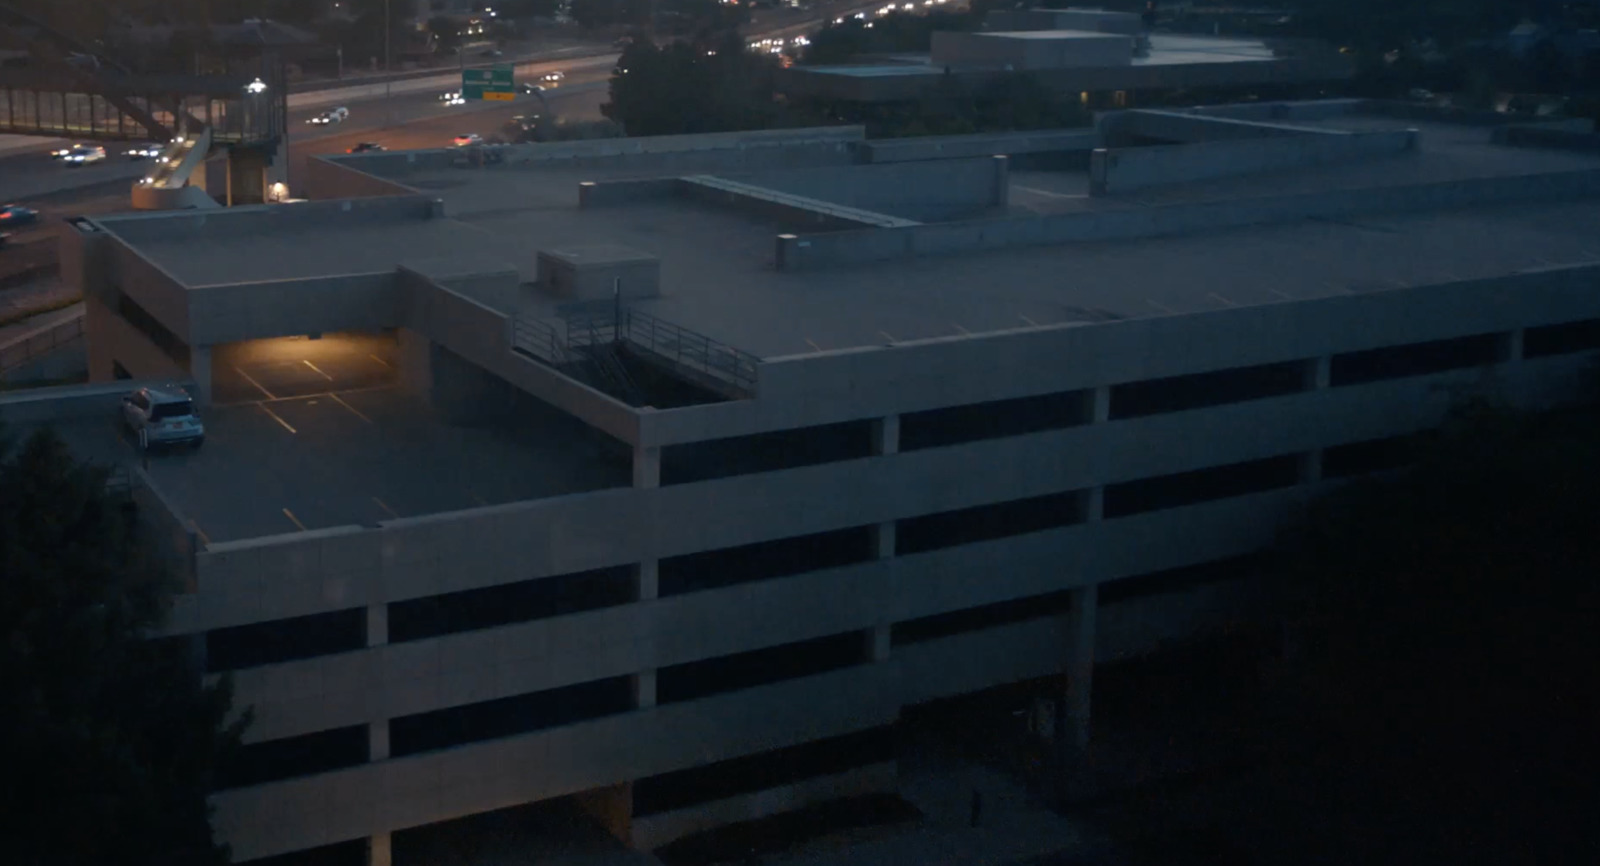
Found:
<box><xmin>281</xmin><ymin>508</ymin><xmax>307</xmax><ymax>532</ymax></box>
<box><xmin>257</xmin><ymin>402</ymin><xmax>297</xmax><ymax>434</ymax></box>
<box><xmin>303</xmin><ymin>360</ymin><xmax>334</xmax><ymax>381</ymax></box>
<box><xmin>373</xmin><ymin>497</ymin><xmax>399</xmax><ymax>519</ymax></box>
<box><xmin>234</xmin><ymin>366</ymin><xmax>276</xmax><ymax>400</ymax></box>
<box><xmin>329</xmin><ymin>392</ymin><xmax>371</xmax><ymax>423</ymax></box>
<box><xmin>369</xmin><ymin>353</ymin><xmax>392</xmax><ymax>369</ymax></box>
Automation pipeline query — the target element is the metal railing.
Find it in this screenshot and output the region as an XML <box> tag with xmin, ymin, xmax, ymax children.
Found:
<box><xmin>0</xmin><ymin>309</ymin><xmax>84</xmax><ymax>375</ymax></box>
<box><xmin>624</xmin><ymin>308</ymin><xmax>760</xmax><ymax>396</ymax></box>
<box><xmin>509</xmin><ymin>304</ymin><xmax>760</xmax><ymax>397</ymax></box>
<box><xmin>510</xmin><ymin>316</ymin><xmax>566</xmax><ymax>364</ymax></box>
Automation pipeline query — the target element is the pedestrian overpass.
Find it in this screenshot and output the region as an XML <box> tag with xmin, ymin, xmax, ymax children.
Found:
<box><xmin>0</xmin><ymin>3</ymin><xmax>287</xmax><ymax>206</ymax></box>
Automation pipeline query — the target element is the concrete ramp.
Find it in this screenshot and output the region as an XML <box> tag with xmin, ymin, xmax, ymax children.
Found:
<box><xmin>131</xmin><ymin>127</ymin><xmax>220</xmax><ymax>210</ymax></box>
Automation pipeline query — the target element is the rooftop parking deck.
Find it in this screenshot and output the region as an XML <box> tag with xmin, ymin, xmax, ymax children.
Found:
<box><xmin>88</xmin><ymin>111</ymin><xmax>1600</xmax><ymax>362</ymax></box>
<box><xmin>38</xmin><ymin>338</ymin><xmax>629</xmax><ymax>542</ymax></box>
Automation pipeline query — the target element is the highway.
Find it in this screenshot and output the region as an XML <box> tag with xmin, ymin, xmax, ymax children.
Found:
<box><xmin>0</xmin><ymin>1</ymin><xmax>899</xmax><ymax>203</ymax></box>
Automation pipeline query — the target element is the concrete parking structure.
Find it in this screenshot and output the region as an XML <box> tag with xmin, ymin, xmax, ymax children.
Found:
<box><xmin>8</xmin><ymin>96</ymin><xmax>1600</xmax><ymax>866</ymax></box>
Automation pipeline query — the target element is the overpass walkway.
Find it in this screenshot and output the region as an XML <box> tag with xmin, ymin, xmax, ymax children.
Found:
<box><xmin>0</xmin><ymin>3</ymin><xmax>283</xmax><ymax>145</ymax></box>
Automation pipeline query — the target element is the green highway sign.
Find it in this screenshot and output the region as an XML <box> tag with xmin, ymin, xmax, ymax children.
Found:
<box><xmin>462</xmin><ymin>65</ymin><xmax>515</xmax><ymax>101</ymax></box>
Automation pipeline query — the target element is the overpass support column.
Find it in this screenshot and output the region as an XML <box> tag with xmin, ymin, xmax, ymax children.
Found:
<box><xmin>188</xmin><ymin>345</ymin><xmax>212</xmax><ymax>405</ymax></box>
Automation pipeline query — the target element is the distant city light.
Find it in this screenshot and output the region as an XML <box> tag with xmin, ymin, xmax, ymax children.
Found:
<box><xmin>246</xmin><ymin>78</ymin><xmax>268</xmax><ymax>93</ymax></box>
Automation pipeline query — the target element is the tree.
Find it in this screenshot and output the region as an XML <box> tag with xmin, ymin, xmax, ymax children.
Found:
<box><xmin>0</xmin><ymin>426</ymin><xmax>249</xmax><ymax>866</ymax></box>
<box><xmin>428</xmin><ymin>15</ymin><xmax>462</xmax><ymax>54</ymax></box>
<box><xmin>1289</xmin><ymin>0</ymin><xmax>1531</xmax><ymax>57</ymax></box>
<box><xmin>603</xmin><ymin>35</ymin><xmax>787</xmax><ymax>136</ymax></box>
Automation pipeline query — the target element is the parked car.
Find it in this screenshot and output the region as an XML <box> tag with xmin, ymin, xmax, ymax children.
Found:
<box><xmin>124</xmin><ymin>143</ymin><xmax>162</xmax><ymax>160</ymax></box>
<box><xmin>452</xmin><ymin>133</ymin><xmax>483</xmax><ymax>147</ymax></box>
<box><xmin>61</xmin><ymin>145</ymin><xmax>106</xmax><ymax>165</ymax></box>
<box><xmin>347</xmin><ymin>142</ymin><xmax>386</xmax><ymax>153</ymax></box>
<box><xmin>121</xmin><ymin>386</ymin><xmax>205</xmax><ymax>451</ymax></box>
<box><xmin>0</xmin><ymin>204</ymin><xmax>39</xmax><ymax>226</ymax></box>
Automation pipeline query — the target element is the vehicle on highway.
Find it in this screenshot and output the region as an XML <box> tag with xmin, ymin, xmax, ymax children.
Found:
<box><xmin>121</xmin><ymin>386</ymin><xmax>205</xmax><ymax>452</ymax></box>
<box><xmin>518</xmin><ymin>83</ymin><xmax>544</xmax><ymax>95</ymax></box>
<box><xmin>348</xmin><ymin>142</ymin><xmax>386</xmax><ymax>153</ymax></box>
<box><xmin>478</xmin><ymin>48</ymin><xmax>503</xmax><ymax>58</ymax></box>
<box><xmin>124</xmin><ymin>143</ymin><xmax>162</xmax><ymax>160</ymax></box>
<box><xmin>59</xmin><ymin>144</ymin><xmax>107</xmax><ymax>165</ymax></box>
<box><xmin>453</xmin><ymin>133</ymin><xmax>483</xmax><ymax>147</ymax></box>
<box><xmin>309</xmin><ymin>106</ymin><xmax>350</xmax><ymax>125</ymax></box>
<box><xmin>50</xmin><ymin>143</ymin><xmax>88</xmax><ymax>160</ymax></box>
<box><xmin>540</xmin><ymin>71</ymin><xmax>565</xmax><ymax>86</ymax></box>
<box><xmin>0</xmin><ymin>204</ymin><xmax>39</xmax><ymax>226</ymax></box>
<box><xmin>441</xmin><ymin>90</ymin><xmax>467</xmax><ymax>105</ymax></box>
<box><xmin>0</xmin><ymin>232</ymin><xmax>11</xmax><ymax>251</ymax></box>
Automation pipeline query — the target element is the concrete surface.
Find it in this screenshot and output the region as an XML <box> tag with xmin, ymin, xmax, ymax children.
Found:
<box><xmin>39</xmin><ymin>368</ymin><xmax>627</xmax><ymax>542</ymax></box>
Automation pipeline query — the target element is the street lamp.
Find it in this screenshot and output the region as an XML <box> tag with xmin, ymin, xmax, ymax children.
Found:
<box><xmin>246</xmin><ymin>78</ymin><xmax>268</xmax><ymax>94</ymax></box>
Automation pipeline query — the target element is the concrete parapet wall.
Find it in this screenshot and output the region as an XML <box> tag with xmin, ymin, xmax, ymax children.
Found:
<box><xmin>1099</xmin><ymin>109</ymin><xmax>1345</xmax><ymax>145</ymax></box>
<box><xmin>305</xmin><ymin>155</ymin><xmax>425</xmax><ymax>200</ymax></box>
<box><xmin>96</xmin><ymin>194</ymin><xmax>439</xmax><ymax>246</ymax></box>
<box><xmin>631</xmin><ymin>762</ymin><xmax>898</xmax><ymax>851</ymax></box>
<box><xmin>577</xmin><ymin>177</ymin><xmax>681</xmax><ymax>208</ymax></box>
<box><xmin>1179</xmin><ymin>98</ymin><xmax>1368</xmax><ymax>122</ymax></box>
<box><xmin>0</xmin><ymin>378</ymin><xmax>194</xmax><ymax>425</ymax></box>
<box><xmin>342</xmin><ymin>126</ymin><xmax>866</xmax><ymax>178</ymax></box>
<box><xmin>187</xmin><ymin>272</ymin><xmax>399</xmax><ymax>344</ymax></box>
<box><xmin>776</xmin><ymin>168</ymin><xmax>1600</xmax><ymax>271</ymax></box>
<box><xmin>862</xmin><ymin>129</ymin><xmax>1100</xmax><ymax>163</ymax></box>
<box><xmin>737</xmin><ymin>156</ymin><xmax>1009</xmax><ymax>222</ymax></box>
<box><xmin>1089</xmin><ymin>128</ymin><xmax>1417</xmax><ymax>195</ymax></box>
<box><xmin>681</xmin><ymin>175</ymin><xmax>920</xmax><ymax>232</ymax></box>
<box><xmin>1492</xmin><ymin>122</ymin><xmax>1600</xmax><ymax>151</ymax></box>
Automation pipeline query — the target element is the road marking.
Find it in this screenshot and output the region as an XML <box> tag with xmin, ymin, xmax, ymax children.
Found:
<box><xmin>329</xmin><ymin>392</ymin><xmax>372</xmax><ymax>423</ymax></box>
<box><xmin>257</xmin><ymin>402</ymin><xmax>297</xmax><ymax>434</ymax></box>
<box><xmin>1147</xmin><ymin>299</ymin><xmax>1179</xmax><ymax>314</ymax></box>
<box><xmin>302</xmin><ymin>359</ymin><xmax>334</xmax><ymax>381</ymax></box>
<box><xmin>235</xmin><ymin>366</ymin><xmax>276</xmax><ymax>400</ymax></box>
<box><xmin>879</xmin><ymin>330</ymin><xmax>896</xmax><ymax>343</ymax></box>
<box><xmin>281</xmin><ymin>508</ymin><xmax>307</xmax><ymax>532</ymax></box>
<box><xmin>1270</xmin><ymin>289</ymin><xmax>1293</xmax><ymax>300</ymax></box>
<box><xmin>189</xmin><ymin>519</ymin><xmax>212</xmax><ymax>547</ymax></box>
<box><xmin>372</xmin><ymin>497</ymin><xmax>399</xmax><ymax>519</ymax></box>
<box><xmin>1208</xmin><ymin>292</ymin><xmax>1236</xmax><ymax>307</ymax></box>
<box><xmin>1014</xmin><ymin>185</ymin><xmax>1087</xmax><ymax>200</ymax></box>
<box><xmin>952</xmin><ymin>323</ymin><xmax>970</xmax><ymax>334</ymax></box>
<box><xmin>369</xmin><ymin>353</ymin><xmax>392</xmax><ymax>369</ymax></box>
<box><xmin>469</xmin><ymin>491</ymin><xmax>488</xmax><ymax>507</ymax></box>
<box><xmin>1019</xmin><ymin>314</ymin><xmax>1040</xmax><ymax>326</ymax></box>
<box><xmin>805</xmin><ymin>338</ymin><xmax>823</xmax><ymax>352</ymax></box>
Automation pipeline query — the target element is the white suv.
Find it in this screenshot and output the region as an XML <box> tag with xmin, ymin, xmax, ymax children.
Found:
<box><xmin>122</xmin><ymin>386</ymin><xmax>205</xmax><ymax>451</ymax></box>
